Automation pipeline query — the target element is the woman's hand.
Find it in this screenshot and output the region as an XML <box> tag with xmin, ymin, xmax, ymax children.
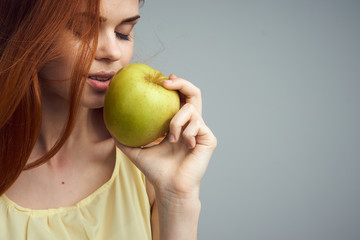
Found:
<box><xmin>114</xmin><ymin>74</ymin><xmax>217</xmax><ymax>201</ymax></box>
<box><xmin>114</xmin><ymin>74</ymin><xmax>216</xmax><ymax>239</ymax></box>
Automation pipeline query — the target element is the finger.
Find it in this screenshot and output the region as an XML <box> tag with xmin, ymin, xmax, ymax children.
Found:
<box><xmin>140</xmin><ymin>133</ymin><xmax>167</xmax><ymax>148</ymax></box>
<box><xmin>162</xmin><ymin>75</ymin><xmax>202</xmax><ymax>114</ymax></box>
<box><xmin>182</xmin><ymin>119</ymin><xmax>202</xmax><ymax>149</ymax></box>
<box><xmin>195</xmin><ymin>123</ymin><xmax>217</xmax><ymax>149</ymax></box>
<box><xmin>169</xmin><ymin>103</ymin><xmax>199</xmax><ymax>143</ymax></box>
<box><xmin>114</xmin><ymin>139</ymin><xmax>157</xmax><ymax>177</ymax></box>
<box><xmin>113</xmin><ymin>139</ymin><xmax>142</xmax><ymax>160</ymax></box>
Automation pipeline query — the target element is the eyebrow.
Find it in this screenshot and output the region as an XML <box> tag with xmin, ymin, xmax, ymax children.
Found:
<box><xmin>100</xmin><ymin>15</ymin><xmax>141</xmax><ymax>24</ymax></box>
<box><xmin>73</xmin><ymin>13</ymin><xmax>140</xmax><ymax>24</ymax></box>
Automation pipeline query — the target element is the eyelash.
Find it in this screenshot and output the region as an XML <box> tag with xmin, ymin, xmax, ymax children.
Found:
<box><xmin>115</xmin><ymin>32</ymin><xmax>131</xmax><ymax>41</ymax></box>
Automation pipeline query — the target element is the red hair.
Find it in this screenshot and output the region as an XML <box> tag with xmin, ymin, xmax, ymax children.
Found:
<box><xmin>0</xmin><ymin>0</ymin><xmax>100</xmax><ymax>195</ymax></box>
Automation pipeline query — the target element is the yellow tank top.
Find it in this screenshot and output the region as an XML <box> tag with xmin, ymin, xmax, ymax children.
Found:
<box><xmin>0</xmin><ymin>148</ymin><xmax>152</xmax><ymax>239</ymax></box>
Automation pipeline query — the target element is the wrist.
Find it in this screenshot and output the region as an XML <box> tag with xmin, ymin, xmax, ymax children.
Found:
<box><xmin>156</xmin><ymin>193</ymin><xmax>201</xmax><ymax>216</ymax></box>
<box><xmin>154</xmin><ymin>185</ymin><xmax>201</xmax><ymax>212</ymax></box>
<box><xmin>154</xmin><ymin>188</ymin><xmax>201</xmax><ymax>240</ymax></box>
<box><xmin>156</xmin><ymin>197</ymin><xmax>201</xmax><ymax>240</ymax></box>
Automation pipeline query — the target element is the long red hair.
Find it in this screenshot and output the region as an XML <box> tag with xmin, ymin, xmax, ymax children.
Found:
<box><xmin>0</xmin><ymin>0</ymin><xmax>100</xmax><ymax>195</ymax></box>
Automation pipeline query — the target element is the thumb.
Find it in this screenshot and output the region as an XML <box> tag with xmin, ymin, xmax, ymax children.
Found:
<box><xmin>115</xmin><ymin>141</ymin><xmax>157</xmax><ymax>178</ymax></box>
<box><xmin>169</xmin><ymin>74</ymin><xmax>177</xmax><ymax>80</ymax></box>
<box><xmin>113</xmin><ymin>139</ymin><xmax>142</xmax><ymax>163</ymax></box>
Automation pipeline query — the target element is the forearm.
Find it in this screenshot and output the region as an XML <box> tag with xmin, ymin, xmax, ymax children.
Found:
<box><xmin>155</xmin><ymin>191</ymin><xmax>201</xmax><ymax>240</ymax></box>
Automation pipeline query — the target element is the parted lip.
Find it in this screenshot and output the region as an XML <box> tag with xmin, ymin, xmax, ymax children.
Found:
<box><xmin>88</xmin><ymin>71</ymin><xmax>116</xmax><ymax>80</ymax></box>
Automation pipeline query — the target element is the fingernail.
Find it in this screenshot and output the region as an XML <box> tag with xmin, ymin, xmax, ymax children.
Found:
<box><xmin>163</xmin><ymin>79</ymin><xmax>173</xmax><ymax>84</ymax></box>
<box><xmin>188</xmin><ymin>142</ymin><xmax>194</xmax><ymax>149</ymax></box>
<box><xmin>169</xmin><ymin>74</ymin><xmax>177</xmax><ymax>79</ymax></box>
<box><xmin>169</xmin><ymin>134</ymin><xmax>176</xmax><ymax>142</ymax></box>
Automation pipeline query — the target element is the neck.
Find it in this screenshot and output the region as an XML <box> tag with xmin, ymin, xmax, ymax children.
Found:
<box><xmin>33</xmin><ymin>86</ymin><xmax>112</xmax><ymax>165</ymax></box>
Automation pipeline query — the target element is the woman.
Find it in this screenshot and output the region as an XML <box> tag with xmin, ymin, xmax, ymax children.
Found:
<box><xmin>0</xmin><ymin>0</ymin><xmax>217</xmax><ymax>239</ymax></box>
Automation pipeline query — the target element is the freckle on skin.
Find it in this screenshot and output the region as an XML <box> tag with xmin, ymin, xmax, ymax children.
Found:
<box><xmin>62</xmin><ymin>182</ymin><xmax>65</xmax><ymax>184</ymax></box>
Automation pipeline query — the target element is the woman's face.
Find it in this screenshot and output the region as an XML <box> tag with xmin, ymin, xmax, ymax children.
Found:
<box><xmin>39</xmin><ymin>0</ymin><xmax>140</xmax><ymax>109</ymax></box>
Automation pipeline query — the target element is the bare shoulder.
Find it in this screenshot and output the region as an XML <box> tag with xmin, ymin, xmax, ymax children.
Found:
<box><xmin>4</xmin><ymin>140</ymin><xmax>116</xmax><ymax>209</ymax></box>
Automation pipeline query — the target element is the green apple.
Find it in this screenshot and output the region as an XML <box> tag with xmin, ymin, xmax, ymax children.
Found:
<box><xmin>103</xmin><ymin>63</ymin><xmax>180</xmax><ymax>147</ymax></box>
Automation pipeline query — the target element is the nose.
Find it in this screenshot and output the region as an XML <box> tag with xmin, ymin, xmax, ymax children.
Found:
<box><xmin>95</xmin><ymin>32</ymin><xmax>122</xmax><ymax>62</ymax></box>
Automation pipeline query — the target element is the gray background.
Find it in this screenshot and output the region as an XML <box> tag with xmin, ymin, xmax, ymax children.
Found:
<box><xmin>134</xmin><ymin>1</ymin><xmax>360</xmax><ymax>239</ymax></box>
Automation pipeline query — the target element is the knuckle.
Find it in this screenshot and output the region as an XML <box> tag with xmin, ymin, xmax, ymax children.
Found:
<box><xmin>212</xmin><ymin>136</ymin><xmax>218</xmax><ymax>148</ymax></box>
<box><xmin>194</xmin><ymin>86</ymin><xmax>201</xmax><ymax>96</ymax></box>
<box><xmin>182</xmin><ymin>129</ymin><xmax>195</xmax><ymax>141</ymax></box>
<box><xmin>182</xmin><ymin>130</ymin><xmax>191</xmax><ymax>139</ymax></box>
<box><xmin>184</xmin><ymin>103</ymin><xmax>195</xmax><ymax>111</ymax></box>
<box><xmin>204</xmin><ymin>125</ymin><xmax>217</xmax><ymax>148</ymax></box>
<box><xmin>174</xmin><ymin>77</ymin><xmax>184</xmax><ymax>85</ymax></box>
<box><xmin>209</xmin><ymin>130</ymin><xmax>218</xmax><ymax>148</ymax></box>
<box><xmin>195</xmin><ymin>119</ymin><xmax>203</xmax><ymax>126</ymax></box>
<box><xmin>170</xmin><ymin>118</ymin><xmax>181</xmax><ymax>129</ymax></box>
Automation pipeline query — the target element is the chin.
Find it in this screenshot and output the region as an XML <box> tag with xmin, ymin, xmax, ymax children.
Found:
<box><xmin>80</xmin><ymin>95</ymin><xmax>105</xmax><ymax>109</ymax></box>
<box><xmin>80</xmin><ymin>86</ymin><xmax>106</xmax><ymax>109</ymax></box>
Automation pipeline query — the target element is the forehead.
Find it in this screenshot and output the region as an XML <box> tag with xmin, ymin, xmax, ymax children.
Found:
<box><xmin>100</xmin><ymin>0</ymin><xmax>139</xmax><ymax>18</ymax></box>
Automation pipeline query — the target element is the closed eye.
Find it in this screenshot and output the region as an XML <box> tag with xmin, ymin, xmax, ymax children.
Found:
<box><xmin>115</xmin><ymin>32</ymin><xmax>131</xmax><ymax>41</ymax></box>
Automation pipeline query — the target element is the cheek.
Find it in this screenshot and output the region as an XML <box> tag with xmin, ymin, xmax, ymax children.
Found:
<box><xmin>39</xmin><ymin>75</ymin><xmax>72</xmax><ymax>102</ymax></box>
<box><xmin>39</xmin><ymin>32</ymin><xmax>81</xmax><ymax>81</ymax></box>
<box><xmin>121</xmin><ymin>42</ymin><xmax>134</xmax><ymax>65</ymax></box>
<box><xmin>38</xmin><ymin>58</ymin><xmax>71</xmax><ymax>81</ymax></box>
<box><xmin>38</xmin><ymin>51</ymin><xmax>77</xmax><ymax>100</ymax></box>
